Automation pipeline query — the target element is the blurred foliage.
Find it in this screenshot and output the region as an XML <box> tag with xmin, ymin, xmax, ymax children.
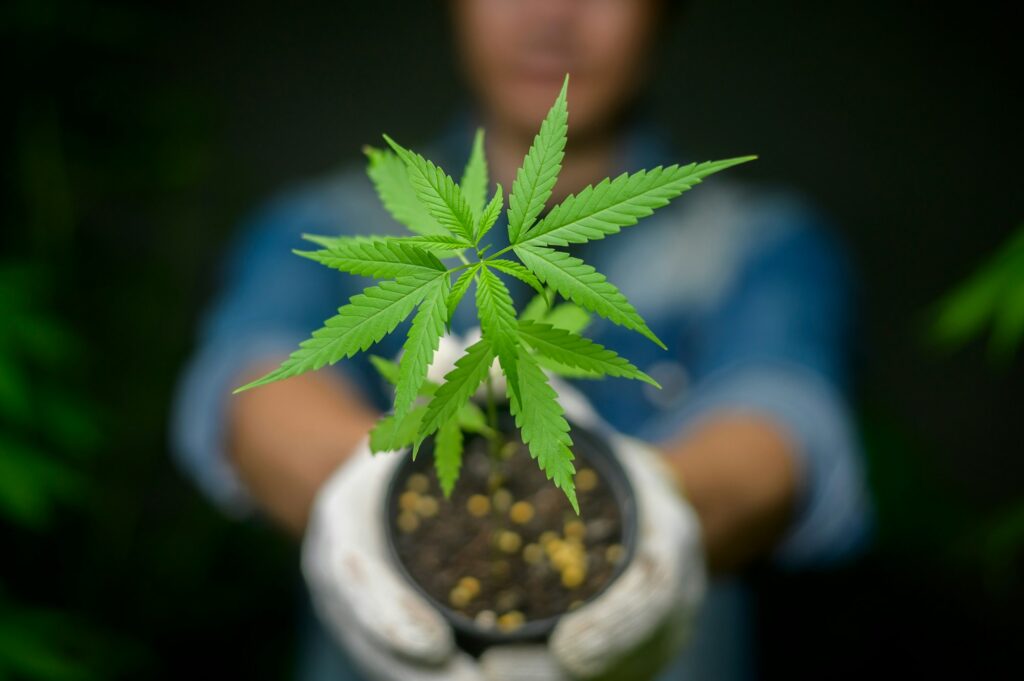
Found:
<box><xmin>0</xmin><ymin>262</ymin><xmax>106</xmax><ymax>678</ymax></box>
<box><xmin>931</xmin><ymin>224</ymin><xmax>1024</xmax><ymax>360</ymax></box>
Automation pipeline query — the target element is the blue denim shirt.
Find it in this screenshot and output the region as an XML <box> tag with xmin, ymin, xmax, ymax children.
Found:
<box><xmin>171</xmin><ymin>119</ymin><xmax>870</xmax><ymax>568</ymax></box>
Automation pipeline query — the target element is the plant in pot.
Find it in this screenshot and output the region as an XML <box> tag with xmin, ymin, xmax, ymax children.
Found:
<box><xmin>234</xmin><ymin>76</ymin><xmax>754</xmax><ymax>675</ymax></box>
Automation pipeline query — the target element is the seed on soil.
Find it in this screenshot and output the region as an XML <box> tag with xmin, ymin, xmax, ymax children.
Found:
<box><xmin>415</xmin><ymin>495</ymin><xmax>439</xmax><ymax>518</ymax></box>
<box><xmin>539</xmin><ymin>531</ymin><xmax>559</xmax><ymax>547</ymax></box>
<box><xmin>397</xmin><ymin>511</ymin><xmax>420</xmax><ymax>534</ymax></box>
<box><xmin>495</xmin><ymin>589</ymin><xmax>523</xmax><ymax>612</ymax></box>
<box><xmin>497</xmin><ymin>530</ymin><xmax>523</xmax><ymax>554</ymax></box>
<box><xmin>500</xmin><ymin>441</ymin><xmax>519</xmax><ymax>459</ymax></box>
<box><xmin>522</xmin><ymin>543</ymin><xmax>544</xmax><ymax>565</ymax></box>
<box><xmin>561</xmin><ymin>564</ymin><xmax>586</xmax><ymax>589</ymax></box>
<box><xmin>399</xmin><ymin>490</ymin><xmax>420</xmax><ymax>513</ymax></box>
<box><xmin>550</xmin><ymin>545</ymin><xmax>578</xmax><ymax>571</ymax></box>
<box><xmin>458</xmin><ymin>576</ymin><xmax>481</xmax><ymax>597</ymax></box>
<box><xmin>576</xmin><ymin>468</ymin><xmax>598</xmax><ymax>492</ymax></box>
<box><xmin>509</xmin><ymin>501</ymin><xmax>535</xmax><ymax>525</ymax></box>
<box><xmin>406</xmin><ymin>473</ymin><xmax>430</xmax><ymax>494</ymax></box>
<box><xmin>605</xmin><ymin>543</ymin><xmax>625</xmax><ymax>564</ymax></box>
<box><xmin>497</xmin><ymin>610</ymin><xmax>525</xmax><ymax>632</ymax></box>
<box><xmin>492</xmin><ymin>488</ymin><xmax>513</xmax><ymax>513</ymax></box>
<box><xmin>467</xmin><ymin>494</ymin><xmax>491</xmax><ymax>517</ymax></box>
<box><xmin>449</xmin><ymin>585</ymin><xmax>474</xmax><ymax>608</ymax></box>
<box><xmin>564</xmin><ymin>519</ymin><xmax>586</xmax><ymax>541</ymax></box>
<box><xmin>475</xmin><ymin>609</ymin><xmax>497</xmax><ymax>628</ymax></box>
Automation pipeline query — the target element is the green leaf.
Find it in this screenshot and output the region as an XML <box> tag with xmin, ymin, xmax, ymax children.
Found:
<box><xmin>294</xmin><ymin>239</ymin><xmax>445</xmax><ymax>279</ymax></box>
<box><xmin>542</xmin><ymin>302</ymin><xmax>591</xmax><ymax>334</ymax></box>
<box><xmin>507</xmin><ymin>75</ymin><xmax>569</xmax><ymax>243</ymax></box>
<box><xmin>517</xmin><ymin>158</ymin><xmax>757</xmax><ymax>247</ymax></box>
<box><xmin>460</xmin><ymin>128</ymin><xmax>488</xmax><ymax>220</ymax></box>
<box><xmin>524</xmin><ymin>288</ymin><xmax>557</xmax><ymax>321</ymax></box>
<box><xmin>417</xmin><ymin>338</ymin><xmax>495</xmax><ymax>444</ymax></box>
<box><xmin>369</xmin><ymin>355</ymin><xmax>402</xmax><ymax>385</ymax></box>
<box><xmin>370</xmin><ymin>407</ymin><xmax>426</xmax><ymax>452</ymax></box>
<box><xmin>387</xmin><ymin>235</ymin><xmax>473</xmax><ymax>251</ymax></box>
<box><xmin>514</xmin><ymin>244</ymin><xmax>665</xmax><ymax>349</ymax></box>
<box><xmin>476</xmin><ymin>265</ymin><xmax>522</xmax><ymax>404</ymax></box>
<box><xmin>518</xmin><ymin>320</ymin><xmax>659</xmax><ymax>386</ymax></box>
<box><xmin>457</xmin><ymin>401</ymin><xmax>492</xmax><ymax>435</ymax></box>
<box><xmin>235</xmin><ymin>272</ymin><xmax>445</xmax><ymax>392</ymax></box>
<box><xmin>393</xmin><ymin>276</ymin><xmax>450</xmax><ymax>420</ymax></box>
<box><xmin>507</xmin><ymin>351</ymin><xmax>578</xmax><ymax>513</ymax></box>
<box><xmin>487</xmin><ymin>258</ymin><xmax>544</xmax><ymax>295</ymax></box>
<box><xmin>476</xmin><ymin>184</ymin><xmax>504</xmax><ymax>243</ymax></box>
<box><xmin>383</xmin><ymin>135</ymin><xmax>477</xmax><ymax>242</ymax></box>
<box><xmin>534</xmin><ymin>355</ymin><xmax>603</xmax><ymax>379</ymax></box>
<box><xmin>447</xmin><ymin>264</ymin><xmax>480</xmax><ymax>321</ymax></box>
<box><xmin>364</xmin><ymin>147</ymin><xmax>447</xmax><ymax>235</ymax></box>
<box><xmin>434</xmin><ymin>417</ymin><xmax>464</xmax><ymax>497</ymax></box>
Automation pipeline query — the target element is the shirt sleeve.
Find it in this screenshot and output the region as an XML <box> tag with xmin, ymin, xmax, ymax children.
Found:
<box><xmin>168</xmin><ymin>191</ymin><xmax>379</xmax><ymax>517</ymax></box>
<box><xmin>641</xmin><ymin>208</ymin><xmax>873</xmax><ymax>568</ymax></box>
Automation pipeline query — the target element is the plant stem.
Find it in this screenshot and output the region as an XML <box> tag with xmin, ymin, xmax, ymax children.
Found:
<box><xmin>484</xmin><ymin>374</ymin><xmax>501</xmax><ymax>462</ymax></box>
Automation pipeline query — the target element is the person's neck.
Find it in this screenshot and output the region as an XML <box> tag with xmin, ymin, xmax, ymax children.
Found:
<box><xmin>485</xmin><ymin>117</ymin><xmax>620</xmax><ymax>207</ymax></box>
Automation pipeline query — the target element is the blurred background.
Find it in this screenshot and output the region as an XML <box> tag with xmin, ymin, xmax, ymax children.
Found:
<box><xmin>1</xmin><ymin>0</ymin><xmax>1021</xmax><ymax>678</ymax></box>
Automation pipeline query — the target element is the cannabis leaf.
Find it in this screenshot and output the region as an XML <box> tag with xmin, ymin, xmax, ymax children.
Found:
<box><xmin>477</xmin><ymin>265</ymin><xmax>522</xmax><ymax>403</ymax></box>
<box><xmin>235</xmin><ymin>271</ymin><xmax>446</xmax><ymax>392</ymax></box>
<box><xmin>515</xmin><ymin>159</ymin><xmax>756</xmax><ymax>247</ymax></box>
<box><xmin>384</xmin><ymin>135</ymin><xmax>477</xmax><ymax>243</ymax></box>
<box><xmin>365</xmin><ymin>147</ymin><xmax>447</xmax><ymax>235</ymax></box>
<box><xmin>294</xmin><ymin>238</ymin><xmax>445</xmax><ymax>279</ymax></box>
<box><xmin>518</xmin><ymin>320</ymin><xmax>659</xmax><ymax>386</ymax></box>
<box><xmin>487</xmin><ymin>259</ymin><xmax>544</xmax><ymax>295</ymax></box>
<box><xmin>434</xmin><ymin>418</ymin><xmax>464</xmax><ymax>497</ymax></box>
<box><xmin>417</xmin><ymin>338</ymin><xmax>495</xmax><ymax>445</ymax></box>
<box><xmin>393</xmin><ymin>276</ymin><xmax>450</xmax><ymax>420</ymax></box>
<box><xmin>514</xmin><ymin>244</ymin><xmax>665</xmax><ymax>348</ymax></box>
<box><xmin>507</xmin><ymin>76</ymin><xmax>569</xmax><ymax>243</ymax></box>
<box><xmin>507</xmin><ymin>350</ymin><xmax>578</xmax><ymax>513</ymax></box>
<box><xmin>461</xmin><ymin>128</ymin><xmax>488</xmax><ymax>220</ymax></box>
<box><xmin>234</xmin><ymin>72</ymin><xmax>755</xmax><ymax>509</ymax></box>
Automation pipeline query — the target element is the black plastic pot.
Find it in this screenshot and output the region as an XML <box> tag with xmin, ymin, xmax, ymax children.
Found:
<box><xmin>383</xmin><ymin>406</ymin><xmax>638</xmax><ymax>655</ymax></box>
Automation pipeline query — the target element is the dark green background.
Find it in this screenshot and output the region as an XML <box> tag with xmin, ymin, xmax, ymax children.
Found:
<box><xmin>2</xmin><ymin>0</ymin><xmax>1021</xmax><ymax>678</ymax></box>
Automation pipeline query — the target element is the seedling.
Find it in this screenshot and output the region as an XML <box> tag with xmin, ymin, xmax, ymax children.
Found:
<box><xmin>234</xmin><ymin>75</ymin><xmax>754</xmax><ymax>512</ymax></box>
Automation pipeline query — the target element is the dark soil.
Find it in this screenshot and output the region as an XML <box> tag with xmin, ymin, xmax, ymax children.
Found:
<box><xmin>389</xmin><ymin>422</ymin><xmax>625</xmax><ymax>635</ymax></box>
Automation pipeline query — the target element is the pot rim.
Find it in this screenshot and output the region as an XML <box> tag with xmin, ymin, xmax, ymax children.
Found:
<box><xmin>382</xmin><ymin>407</ymin><xmax>638</xmax><ymax>650</ymax></box>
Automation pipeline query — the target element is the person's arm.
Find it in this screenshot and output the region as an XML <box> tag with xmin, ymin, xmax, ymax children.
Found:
<box><xmin>646</xmin><ymin>216</ymin><xmax>871</xmax><ymax>575</ymax></box>
<box><xmin>228</xmin><ymin>362</ymin><xmax>378</xmax><ymax>535</ymax></box>
<box><xmin>171</xmin><ymin>187</ymin><xmax>391</xmax><ymax>526</ymax></box>
<box><xmin>662</xmin><ymin>413</ymin><xmax>799</xmax><ymax>574</ymax></box>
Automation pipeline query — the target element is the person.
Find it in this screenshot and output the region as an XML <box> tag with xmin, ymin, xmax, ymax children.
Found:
<box><xmin>171</xmin><ymin>1</ymin><xmax>871</xmax><ymax>679</ymax></box>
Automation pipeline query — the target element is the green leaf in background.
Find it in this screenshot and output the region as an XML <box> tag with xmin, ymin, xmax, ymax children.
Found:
<box><xmin>460</xmin><ymin>128</ymin><xmax>488</xmax><ymax>220</ymax></box>
<box><xmin>365</xmin><ymin>146</ymin><xmax>447</xmax><ymax>235</ymax></box>
<box><xmin>384</xmin><ymin>135</ymin><xmax>477</xmax><ymax>243</ymax></box>
<box><xmin>931</xmin><ymin>224</ymin><xmax>1024</xmax><ymax>360</ymax></box>
<box><xmin>434</xmin><ymin>417</ymin><xmax>464</xmax><ymax>498</ymax></box>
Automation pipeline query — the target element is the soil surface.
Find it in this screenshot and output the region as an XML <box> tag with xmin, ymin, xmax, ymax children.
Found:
<box><xmin>389</xmin><ymin>422</ymin><xmax>625</xmax><ymax>635</ymax></box>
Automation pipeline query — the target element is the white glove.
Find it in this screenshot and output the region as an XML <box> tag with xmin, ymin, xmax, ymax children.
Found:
<box><xmin>301</xmin><ymin>332</ymin><xmax>706</xmax><ymax>681</ymax></box>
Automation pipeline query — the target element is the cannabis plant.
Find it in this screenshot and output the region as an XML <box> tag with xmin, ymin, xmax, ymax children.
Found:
<box><xmin>235</xmin><ymin>76</ymin><xmax>754</xmax><ymax>510</ymax></box>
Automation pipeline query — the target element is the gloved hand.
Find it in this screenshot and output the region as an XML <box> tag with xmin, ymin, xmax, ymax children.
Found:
<box><xmin>301</xmin><ymin>333</ymin><xmax>706</xmax><ymax>681</ymax></box>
